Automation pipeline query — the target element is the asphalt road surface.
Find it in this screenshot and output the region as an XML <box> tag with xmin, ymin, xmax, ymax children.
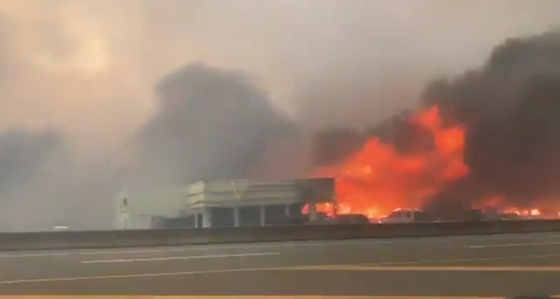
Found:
<box><xmin>3</xmin><ymin>232</ymin><xmax>560</xmax><ymax>297</ymax></box>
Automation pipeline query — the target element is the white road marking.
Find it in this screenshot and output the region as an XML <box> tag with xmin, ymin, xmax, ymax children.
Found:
<box><xmin>363</xmin><ymin>252</ymin><xmax>560</xmax><ymax>266</ymax></box>
<box><xmin>0</xmin><ymin>248</ymin><xmax>188</xmax><ymax>259</ymax></box>
<box><xmin>81</xmin><ymin>252</ymin><xmax>280</xmax><ymax>264</ymax></box>
<box><xmin>0</xmin><ymin>242</ymin><xmax>365</xmax><ymax>259</ymax></box>
<box><xmin>468</xmin><ymin>241</ymin><xmax>560</xmax><ymax>248</ymax></box>
<box><xmin>3</xmin><ymin>252</ymin><xmax>560</xmax><ymax>285</ymax></box>
<box><xmin>0</xmin><ymin>266</ymin><xmax>274</xmax><ymax>285</ymax></box>
<box><xmin>0</xmin><ymin>240</ymin><xmax>407</xmax><ymax>259</ymax></box>
<box><xmin>291</xmin><ymin>264</ymin><xmax>560</xmax><ymax>272</ymax></box>
<box><xmin>0</xmin><ymin>232</ymin><xmax>558</xmax><ymax>259</ymax></box>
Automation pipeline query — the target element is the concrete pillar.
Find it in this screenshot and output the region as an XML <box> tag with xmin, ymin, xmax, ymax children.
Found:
<box><xmin>308</xmin><ymin>203</ymin><xmax>318</xmax><ymax>221</ymax></box>
<box><xmin>194</xmin><ymin>213</ymin><xmax>199</xmax><ymax>228</ymax></box>
<box><xmin>259</xmin><ymin>205</ymin><xmax>266</xmax><ymax>226</ymax></box>
<box><xmin>202</xmin><ymin>208</ymin><xmax>212</xmax><ymax>228</ymax></box>
<box><xmin>233</xmin><ymin>206</ymin><xmax>240</xmax><ymax>227</ymax></box>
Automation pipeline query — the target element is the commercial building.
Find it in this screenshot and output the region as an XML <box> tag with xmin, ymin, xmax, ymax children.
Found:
<box><xmin>113</xmin><ymin>178</ymin><xmax>335</xmax><ymax>229</ymax></box>
<box><xmin>186</xmin><ymin>177</ymin><xmax>335</xmax><ymax>228</ymax></box>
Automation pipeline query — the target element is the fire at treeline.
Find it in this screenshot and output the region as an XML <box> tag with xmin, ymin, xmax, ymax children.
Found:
<box><xmin>307</xmin><ymin>30</ymin><xmax>560</xmax><ymax>223</ymax></box>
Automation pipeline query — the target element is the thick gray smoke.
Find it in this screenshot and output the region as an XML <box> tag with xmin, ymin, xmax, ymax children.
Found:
<box><xmin>135</xmin><ymin>63</ymin><xmax>298</xmax><ymax>186</ymax></box>
<box><xmin>421</xmin><ymin>30</ymin><xmax>560</xmax><ymax>215</ymax></box>
<box><xmin>2</xmin><ymin>1</ymin><xmax>560</xmax><ymax>230</ymax></box>
<box><xmin>309</xmin><ymin>30</ymin><xmax>560</xmax><ymax>218</ymax></box>
<box><xmin>0</xmin><ymin>129</ymin><xmax>68</xmax><ymax>230</ymax></box>
<box><xmin>0</xmin><ymin>128</ymin><xmax>124</xmax><ymax>231</ymax></box>
<box><xmin>0</xmin><ymin>129</ymin><xmax>67</xmax><ymax>194</ymax></box>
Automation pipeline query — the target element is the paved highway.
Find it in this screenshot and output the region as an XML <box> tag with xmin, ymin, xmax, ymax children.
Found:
<box><xmin>2</xmin><ymin>232</ymin><xmax>560</xmax><ymax>296</ymax></box>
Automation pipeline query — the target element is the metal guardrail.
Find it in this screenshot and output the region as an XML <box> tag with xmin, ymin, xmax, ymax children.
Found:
<box><xmin>1</xmin><ymin>220</ymin><xmax>560</xmax><ymax>251</ymax></box>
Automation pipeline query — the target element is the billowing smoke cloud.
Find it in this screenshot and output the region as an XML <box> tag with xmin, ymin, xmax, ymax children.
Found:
<box><xmin>135</xmin><ymin>63</ymin><xmax>297</xmax><ymax>186</ymax></box>
<box><xmin>421</xmin><ymin>30</ymin><xmax>560</xmax><ymax>212</ymax></box>
<box><xmin>308</xmin><ymin>30</ymin><xmax>560</xmax><ymax>218</ymax></box>
<box><xmin>1</xmin><ymin>1</ymin><xmax>560</xmax><ymax>230</ymax></box>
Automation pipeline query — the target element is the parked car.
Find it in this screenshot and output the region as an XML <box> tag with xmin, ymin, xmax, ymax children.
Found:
<box><xmin>378</xmin><ymin>209</ymin><xmax>435</xmax><ymax>223</ymax></box>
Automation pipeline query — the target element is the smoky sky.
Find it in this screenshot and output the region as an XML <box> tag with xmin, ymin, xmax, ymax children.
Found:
<box><xmin>0</xmin><ymin>129</ymin><xmax>66</xmax><ymax>196</ymax></box>
<box><xmin>0</xmin><ymin>129</ymin><xmax>69</xmax><ymax>231</ymax></box>
<box><xmin>0</xmin><ymin>127</ymin><xmax>127</xmax><ymax>231</ymax></box>
<box><xmin>135</xmin><ymin>63</ymin><xmax>295</xmax><ymax>186</ymax></box>
<box><xmin>1</xmin><ymin>1</ymin><xmax>560</xmax><ymax>229</ymax></box>
<box><xmin>3</xmin><ymin>0</ymin><xmax>560</xmax><ymax>143</ymax></box>
<box><xmin>421</xmin><ymin>30</ymin><xmax>560</xmax><ymax>208</ymax></box>
<box><xmin>310</xmin><ymin>29</ymin><xmax>560</xmax><ymax>218</ymax></box>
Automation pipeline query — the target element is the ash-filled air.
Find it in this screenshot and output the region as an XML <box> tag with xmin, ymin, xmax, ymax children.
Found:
<box><xmin>3</xmin><ymin>1</ymin><xmax>560</xmax><ymax>230</ymax></box>
<box><xmin>134</xmin><ymin>63</ymin><xmax>297</xmax><ymax>186</ymax></box>
<box><xmin>423</xmin><ymin>30</ymin><xmax>560</xmax><ymax>216</ymax></box>
<box><xmin>312</xmin><ymin>30</ymin><xmax>560</xmax><ymax>219</ymax></box>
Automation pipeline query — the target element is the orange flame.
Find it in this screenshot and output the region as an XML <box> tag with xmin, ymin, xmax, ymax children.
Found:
<box><xmin>310</xmin><ymin>106</ymin><xmax>469</xmax><ymax>219</ymax></box>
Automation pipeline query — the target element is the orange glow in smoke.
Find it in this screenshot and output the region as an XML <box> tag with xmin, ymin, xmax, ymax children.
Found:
<box><xmin>309</xmin><ymin>106</ymin><xmax>469</xmax><ymax>219</ymax></box>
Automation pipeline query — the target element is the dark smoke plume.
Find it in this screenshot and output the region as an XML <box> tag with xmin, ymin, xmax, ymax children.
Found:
<box><xmin>307</xmin><ymin>30</ymin><xmax>560</xmax><ymax>218</ymax></box>
<box><xmin>422</xmin><ymin>30</ymin><xmax>560</xmax><ymax>212</ymax></box>
<box><xmin>136</xmin><ymin>63</ymin><xmax>295</xmax><ymax>185</ymax></box>
<box><xmin>311</xmin><ymin>127</ymin><xmax>363</xmax><ymax>168</ymax></box>
<box><xmin>310</xmin><ymin>109</ymin><xmax>426</xmax><ymax>167</ymax></box>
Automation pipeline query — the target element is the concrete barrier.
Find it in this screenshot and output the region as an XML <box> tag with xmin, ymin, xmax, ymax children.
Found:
<box><xmin>1</xmin><ymin>220</ymin><xmax>560</xmax><ymax>251</ymax></box>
